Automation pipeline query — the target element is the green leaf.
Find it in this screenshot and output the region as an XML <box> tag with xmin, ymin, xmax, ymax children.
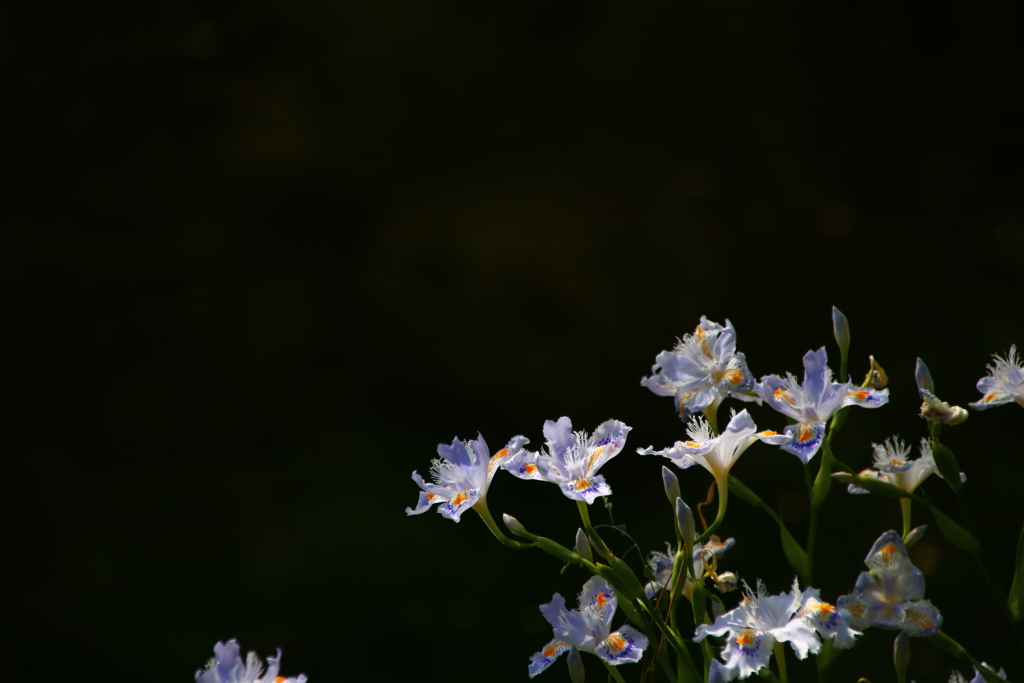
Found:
<box><xmin>728</xmin><ymin>476</ymin><xmax>811</xmax><ymax>582</ymax></box>
<box><xmin>810</xmin><ymin>455</ymin><xmax>833</xmax><ymax>507</ymax></box>
<box><xmin>1009</xmin><ymin>524</ymin><xmax>1024</xmax><ymax>622</ymax></box>
<box><xmin>931</xmin><ymin>441</ymin><xmax>964</xmax><ymax>493</ymax></box>
<box><xmin>928</xmin><ymin>505</ymin><xmax>980</xmax><ymax>552</ymax></box>
<box><xmin>851</xmin><ymin>474</ymin><xmax>910</xmax><ymax>499</ymax></box>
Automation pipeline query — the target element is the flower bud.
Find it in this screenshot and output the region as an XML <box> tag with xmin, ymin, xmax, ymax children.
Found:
<box><xmin>676</xmin><ymin>497</ymin><xmax>695</xmax><ymax>546</ymax></box>
<box><xmin>662</xmin><ymin>466</ymin><xmax>681</xmax><ymax>507</ymax></box>
<box><xmin>915</xmin><ymin>358</ymin><xmax>935</xmax><ymax>393</ymax></box>
<box><xmin>503</xmin><ymin>514</ymin><xmax>529</xmax><ymax>538</ymax></box>
<box><xmin>919</xmin><ymin>389</ymin><xmax>968</xmax><ymax>425</ymax></box>
<box><xmin>567</xmin><ymin>646</ymin><xmax>585</xmax><ymax>683</ymax></box>
<box><xmin>575</xmin><ymin>528</ymin><xmax>593</xmax><ymax>563</ymax></box>
<box><xmin>893</xmin><ymin>631</ymin><xmax>910</xmax><ymax>680</ymax></box>
<box><xmin>903</xmin><ymin>525</ymin><xmax>928</xmax><ymax>548</ymax></box>
<box><xmin>832</xmin><ymin>306</ymin><xmax>851</xmax><ymax>354</ymax></box>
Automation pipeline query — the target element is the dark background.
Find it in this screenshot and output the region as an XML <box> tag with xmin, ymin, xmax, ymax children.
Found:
<box><xmin>5</xmin><ymin>1</ymin><xmax>1024</xmax><ymax>681</ymax></box>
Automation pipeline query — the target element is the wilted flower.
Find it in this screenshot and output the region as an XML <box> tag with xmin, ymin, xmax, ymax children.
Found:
<box><xmin>407</xmin><ymin>434</ymin><xmax>529</xmax><ymax>522</ymax></box>
<box><xmin>694</xmin><ymin>579</ymin><xmax>858</xmax><ymax>681</ymax></box>
<box><xmin>846</xmin><ymin>437</ymin><xmax>964</xmax><ymax>495</ymax></box>
<box><xmin>970</xmin><ymin>346</ymin><xmax>1024</xmax><ymax>410</ymax></box>
<box><xmin>637</xmin><ymin>409</ymin><xmax>791</xmax><ymax>488</ymax></box>
<box><xmin>529</xmin><ymin>576</ymin><xmax>648</xmax><ymax>678</ymax></box>
<box><xmin>837</xmin><ymin>530</ymin><xmax>943</xmax><ymax>637</ymax></box>
<box><xmin>641</xmin><ymin>317</ymin><xmax>758</xmax><ymax>419</ymax></box>
<box><xmin>948</xmin><ymin>663</ymin><xmax>1008</xmax><ymax>683</ymax></box>
<box><xmin>505</xmin><ymin>417</ymin><xmax>630</xmax><ymax>504</ymax></box>
<box><xmin>196</xmin><ymin>640</ymin><xmax>307</xmax><ymax>683</ymax></box>
<box><xmin>644</xmin><ymin>537</ymin><xmax>736</xmax><ymax>600</ymax></box>
<box><xmin>915</xmin><ymin>358</ymin><xmax>967</xmax><ymax>424</ymax></box>
<box><xmin>761</xmin><ymin>347</ymin><xmax>888</xmax><ymax>463</ymax></box>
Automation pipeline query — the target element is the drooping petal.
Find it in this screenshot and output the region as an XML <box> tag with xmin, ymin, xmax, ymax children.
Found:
<box><xmin>719</xmin><ymin>628</ymin><xmax>775</xmax><ymax>680</ymax></box>
<box><xmin>595</xmin><ymin>626</ymin><xmax>647</xmax><ymax>665</ymax></box>
<box><xmin>586</xmin><ymin>420</ymin><xmax>631</xmax><ymax>474</ymax></box>
<box><xmin>780</xmin><ymin>421</ymin><xmax>825</xmax><ymax>463</ymax></box>
<box><xmin>437</xmin><ymin>488</ymin><xmax>479</xmax><ymax>522</ymax></box>
<box><xmin>528</xmin><ymin>640</ymin><xmax>572</xmax><ymax>678</ymax></box>
<box><xmin>842</xmin><ymin>386</ymin><xmax>889</xmax><ymax>409</ymax></box>
<box><xmin>899</xmin><ymin>599</ymin><xmax>943</xmax><ymax>637</ymax></box>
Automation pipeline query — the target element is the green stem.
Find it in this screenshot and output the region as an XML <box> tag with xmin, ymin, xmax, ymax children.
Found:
<box><xmin>929</xmin><ymin>631</ymin><xmax>1007</xmax><ymax>683</ymax></box>
<box><xmin>773</xmin><ymin>641</ymin><xmax>788</xmax><ymax>683</ymax></box>
<box><xmin>578</xmin><ymin>500</ymin><xmax>612</xmax><ymax>560</ymax></box>
<box><xmin>602</xmin><ymin>660</ymin><xmax>629</xmax><ymax>683</ymax></box>
<box><xmin>694</xmin><ymin>476</ymin><xmax>729</xmax><ymax>544</ymax></box>
<box><xmin>703</xmin><ymin>402</ymin><xmax>719</xmax><ymax>436</ymax></box>
<box><xmin>900</xmin><ymin>498</ymin><xmax>912</xmax><ymax>540</ymax></box>
<box><xmin>473</xmin><ymin>502</ymin><xmax>530</xmax><ymax>549</ymax></box>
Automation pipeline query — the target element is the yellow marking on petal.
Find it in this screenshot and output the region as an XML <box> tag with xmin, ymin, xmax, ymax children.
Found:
<box><xmin>587</xmin><ymin>445</ymin><xmax>608</xmax><ymax>470</ymax></box>
<box><xmin>757</xmin><ymin>430</ymin><xmax>778</xmax><ymax>436</ymax></box>
<box><xmin>846</xmin><ymin>603</ymin><xmax>866</xmax><ymax>618</ymax></box>
<box><xmin>903</xmin><ymin>609</ymin><xmax>933</xmax><ymax>629</ymax></box>
<box><xmin>797</xmin><ymin>423</ymin><xmax>815</xmax><ymax>442</ymax></box>
<box><xmin>684</xmin><ymin>440</ymin><xmax>702</xmax><ymax>448</ymax></box>
<box><xmin>984</xmin><ymin>392</ymin><xmax>1001</xmax><ymax>403</ymax></box>
<box><xmin>890</xmin><ymin>460</ymin><xmax>904</xmax><ymax>467</ymax></box>
<box><xmin>604</xmin><ymin>633</ymin><xmax>627</xmax><ymax>652</ymax></box>
<box><xmin>817</xmin><ymin>603</ymin><xmax>835</xmax><ymax>616</ymax></box>
<box><xmin>724</xmin><ymin>368</ymin><xmax>744</xmax><ymax>385</ymax></box>
<box><xmin>524</xmin><ymin>463</ymin><xmax>538</xmax><ymax>475</ymax></box>
<box><xmin>452</xmin><ymin>492</ymin><xmax>469</xmax><ymax>506</ymax></box>
<box><xmin>736</xmin><ymin>629</ymin><xmax>756</xmax><ymax>646</ymax></box>
<box><xmin>573</xmin><ymin>478</ymin><xmax>592</xmax><ymax>491</ymax></box>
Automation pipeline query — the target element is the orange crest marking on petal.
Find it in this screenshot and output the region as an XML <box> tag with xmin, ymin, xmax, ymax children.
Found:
<box><xmin>543</xmin><ymin>643</ymin><xmax>567</xmax><ymax>658</ymax></box>
<box><xmin>757</xmin><ymin>430</ymin><xmax>778</xmax><ymax>437</ymax></box>
<box><xmin>488</xmin><ymin>449</ymin><xmax>510</xmax><ymax>474</ymax></box>
<box><xmin>684</xmin><ymin>440</ymin><xmax>702</xmax><ymax>448</ymax></box>
<box><xmin>587</xmin><ymin>445</ymin><xmax>607</xmax><ymax>470</ymax></box>
<box><xmin>736</xmin><ymin>630</ymin><xmax>756</xmax><ymax>646</ymax></box>
<box><xmin>724</xmin><ymin>369</ymin><xmax>744</xmax><ymax>385</ymax></box>
<box><xmin>604</xmin><ymin>633</ymin><xmax>627</xmax><ymax>652</ymax></box>
<box><xmin>774</xmin><ymin>388</ymin><xmax>796</xmax><ymax>405</ymax></box>
<box><xmin>276</xmin><ymin>678</ymin><xmax>287</xmax><ymax>683</ymax></box>
<box><xmin>524</xmin><ymin>464</ymin><xmax>538</xmax><ymax>475</ymax></box>
<box><xmin>596</xmin><ymin>592</ymin><xmax>610</xmax><ymax>607</ymax></box>
<box><xmin>985</xmin><ymin>393</ymin><xmax>1000</xmax><ymax>403</ymax></box>
<box><xmin>846</xmin><ymin>603</ymin><xmax>865</xmax><ymax>618</ymax></box>
<box><xmin>452</xmin><ymin>492</ymin><xmax>469</xmax><ymax>506</ymax></box>
<box><xmin>426</xmin><ymin>493</ymin><xmax>436</xmax><ymax>501</ymax></box>
<box><xmin>879</xmin><ymin>541</ymin><xmax>899</xmax><ymax>563</ymax></box>
<box><xmin>848</xmin><ymin>390</ymin><xmax>870</xmax><ymax>401</ymax></box>
<box><xmin>903</xmin><ymin>609</ymin><xmax>933</xmax><ymax>629</ymax></box>
<box><xmin>574</xmin><ymin>478</ymin><xmax>592</xmax><ymax>491</ymax></box>
<box><xmin>797</xmin><ymin>423</ymin><xmax>815</xmax><ymax>442</ymax></box>
<box><xmin>817</xmin><ymin>603</ymin><xmax>835</xmax><ymax>616</ymax></box>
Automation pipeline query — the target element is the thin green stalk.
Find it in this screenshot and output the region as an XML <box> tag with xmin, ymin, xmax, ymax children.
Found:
<box><xmin>602</xmin><ymin>659</ymin><xmax>629</xmax><ymax>683</ymax></box>
<box><xmin>694</xmin><ymin>477</ymin><xmax>729</xmax><ymax>545</ymax></box>
<box><xmin>703</xmin><ymin>402</ymin><xmax>719</xmax><ymax>436</ymax></box>
<box><xmin>773</xmin><ymin>641</ymin><xmax>788</xmax><ymax>683</ymax></box>
<box><xmin>578</xmin><ymin>500</ymin><xmax>612</xmax><ymax>559</ymax></box>
<box><xmin>473</xmin><ymin>502</ymin><xmax>530</xmax><ymax>549</ymax></box>
<box><xmin>900</xmin><ymin>498</ymin><xmax>912</xmax><ymax>540</ymax></box>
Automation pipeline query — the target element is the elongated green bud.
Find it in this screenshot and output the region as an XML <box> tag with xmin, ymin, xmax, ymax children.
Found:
<box><xmin>676</xmin><ymin>497</ymin><xmax>695</xmax><ymax>547</ymax></box>
<box><xmin>567</xmin><ymin>647</ymin><xmax>585</xmax><ymax>683</ymax></box>
<box><xmin>503</xmin><ymin>514</ymin><xmax>534</xmax><ymax>540</ymax></box>
<box><xmin>575</xmin><ymin>528</ymin><xmax>593</xmax><ymax>563</ymax></box>
<box><xmin>832</xmin><ymin>306</ymin><xmax>851</xmax><ymax>355</ymax></box>
<box><xmin>904</xmin><ymin>525</ymin><xmax>928</xmax><ymax>548</ymax></box>
<box><xmin>915</xmin><ymin>358</ymin><xmax>935</xmax><ymax>393</ymax></box>
<box><xmin>662</xmin><ymin>466</ymin><xmax>681</xmax><ymax>507</ymax></box>
<box><xmin>894</xmin><ymin>631</ymin><xmax>910</xmax><ymax>683</ymax></box>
